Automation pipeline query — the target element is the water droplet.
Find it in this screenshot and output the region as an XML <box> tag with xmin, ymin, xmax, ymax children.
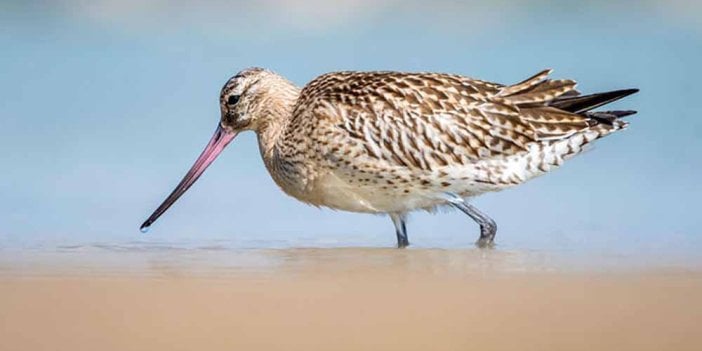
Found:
<box><xmin>140</xmin><ymin>225</ymin><xmax>150</xmax><ymax>234</ymax></box>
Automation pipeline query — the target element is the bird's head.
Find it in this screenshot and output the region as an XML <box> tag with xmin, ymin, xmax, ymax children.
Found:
<box><xmin>219</xmin><ymin>67</ymin><xmax>298</xmax><ymax>133</ymax></box>
<box><xmin>140</xmin><ymin>67</ymin><xmax>297</xmax><ymax>232</ymax></box>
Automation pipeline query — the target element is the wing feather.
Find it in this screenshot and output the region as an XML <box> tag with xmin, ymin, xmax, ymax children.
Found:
<box><xmin>294</xmin><ymin>70</ymin><xmax>609</xmax><ymax>171</ymax></box>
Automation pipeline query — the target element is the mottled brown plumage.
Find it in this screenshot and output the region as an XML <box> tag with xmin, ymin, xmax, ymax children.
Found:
<box><xmin>142</xmin><ymin>67</ymin><xmax>638</xmax><ymax>248</ymax></box>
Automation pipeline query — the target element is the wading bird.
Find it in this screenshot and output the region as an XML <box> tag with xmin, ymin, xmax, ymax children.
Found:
<box><xmin>140</xmin><ymin>68</ymin><xmax>637</xmax><ymax>248</ymax></box>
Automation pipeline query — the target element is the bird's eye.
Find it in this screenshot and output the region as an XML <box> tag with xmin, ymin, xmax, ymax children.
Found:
<box><xmin>227</xmin><ymin>95</ymin><xmax>240</xmax><ymax>105</ymax></box>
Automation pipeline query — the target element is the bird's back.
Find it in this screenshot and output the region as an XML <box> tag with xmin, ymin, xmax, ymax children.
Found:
<box><xmin>273</xmin><ymin>70</ymin><xmax>636</xmax><ymax>213</ymax></box>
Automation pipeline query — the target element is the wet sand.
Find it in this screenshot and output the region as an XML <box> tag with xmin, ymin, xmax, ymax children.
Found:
<box><xmin>1</xmin><ymin>248</ymin><xmax>701</xmax><ymax>350</ymax></box>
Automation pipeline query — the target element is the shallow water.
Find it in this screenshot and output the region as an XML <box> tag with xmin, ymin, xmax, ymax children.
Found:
<box><xmin>2</xmin><ymin>240</ymin><xmax>699</xmax><ymax>278</ymax></box>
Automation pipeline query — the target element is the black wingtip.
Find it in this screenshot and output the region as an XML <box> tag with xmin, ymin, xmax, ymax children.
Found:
<box><xmin>550</xmin><ymin>88</ymin><xmax>639</xmax><ymax>114</ymax></box>
<box><xmin>619</xmin><ymin>88</ymin><xmax>639</xmax><ymax>94</ymax></box>
<box><xmin>585</xmin><ymin>109</ymin><xmax>638</xmax><ymax>125</ymax></box>
<box><xmin>610</xmin><ymin>110</ymin><xmax>638</xmax><ymax>118</ymax></box>
<box><xmin>615</xmin><ymin>88</ymin><xmax>640</xmax><ymax>99</ymax></box>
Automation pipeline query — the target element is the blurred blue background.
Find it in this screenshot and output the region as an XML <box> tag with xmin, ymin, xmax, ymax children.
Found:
<box><xmin>1</xmin><ymin>1</ymin><xmax>700</xmax><ymax>255</ymax></box>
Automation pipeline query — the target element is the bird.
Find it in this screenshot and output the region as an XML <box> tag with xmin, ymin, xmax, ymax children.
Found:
<box><xmin>140</xmin><ymin>67</ymin><xmax>638</xmax><ymax>248</ymax></box>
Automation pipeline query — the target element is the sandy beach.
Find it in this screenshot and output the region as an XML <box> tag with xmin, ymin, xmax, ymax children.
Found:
<box><xmin>1</xmin><ymin>248</ymin><xmax>701</xmax><ymax>351</ymax></box>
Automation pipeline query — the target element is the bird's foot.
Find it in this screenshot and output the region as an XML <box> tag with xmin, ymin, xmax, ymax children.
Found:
<box><xmin>475</xmin><ymin>223</ymin><xmax>497</xmax><ymax>249</ymax></box>
<box><xmin>475</xmin><ymin>237</ymin><xmax>495</xmax><ymax>249</ymax></box>
<box><xmin>397</xmin><ymin>237</ymin><xmax>410</xmax><ymax>249</ymax></box>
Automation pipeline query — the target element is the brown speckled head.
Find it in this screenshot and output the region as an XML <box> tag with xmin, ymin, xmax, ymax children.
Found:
<box><xmin>219</xmin><ymin>67</ymin><xmax>299</xmax><ymax>133</ymax></box>
<box><xmin>140</xmin><ymin>68</ymin><xmax>300</xmax><ymax>232</ymax></box>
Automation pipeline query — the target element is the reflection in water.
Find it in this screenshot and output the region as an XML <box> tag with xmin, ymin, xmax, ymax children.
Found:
<box><xmin>1</xmin><ymin>241</ymin><xmax>698</xmax><ymax>278</ymax></box>
<box><xmin>274</xmin><ymin>247</ymin><xmax>531</xmax><ymax>276</ymax></box>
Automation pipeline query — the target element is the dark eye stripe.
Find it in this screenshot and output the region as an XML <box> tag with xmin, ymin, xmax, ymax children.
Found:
<box><xmin>227</xmin><ymin>95</ymin><xmax>240</xmax><ymax>105</ymax></box>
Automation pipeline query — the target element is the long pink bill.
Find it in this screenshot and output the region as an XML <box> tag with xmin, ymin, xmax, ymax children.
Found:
<box><xmin>140</xmin><ymin>125</ymin><xmax>237</xmax><ymax>233</ymax></box>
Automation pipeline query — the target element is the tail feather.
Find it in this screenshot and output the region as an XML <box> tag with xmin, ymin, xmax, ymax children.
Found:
<box><xmin>585</xmin><ymin>110</ymin><xmax>637</xmax><ymax>126</ymax></box>
<box><xmin>498</xmin><ymin>69</ymin><xmax>552</xmax><ymax>97</ymax></box>
<box><xmin>599</xmin><ymin>110</ymin><xmax>637</xmax><ymax>118</ymax></box>
<box><xmin>550</xmin><ymin>89</ymin><xmax>639</xmax><ymax>114</ymax></box>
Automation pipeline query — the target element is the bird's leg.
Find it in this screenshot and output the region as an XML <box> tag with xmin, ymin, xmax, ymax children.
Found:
<box><xmin>444</xmin><ymin>193</ymin><xmax>497</xmax><ymax>248</ymax></box>
<box><xmin>389</xmin><ymin>213</ymin><xmax>409</xmax><ymax>248</ymax></box>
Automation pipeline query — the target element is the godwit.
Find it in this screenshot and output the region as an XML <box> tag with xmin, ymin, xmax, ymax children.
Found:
<box><xmin>141</xmin><ymin>68</ymin><xmax>637</xmax><ymax>248</ymax></box>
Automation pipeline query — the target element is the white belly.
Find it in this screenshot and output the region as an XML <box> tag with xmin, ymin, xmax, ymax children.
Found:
<box><xmin>271</xmin><ymin>137</ymin><xmax>588</xmax><ymax>214</ymax></box>
<box><xmin>306</xmin><ymin>169</ymin><xmax>499</xmax><ymax>213</ymax></box>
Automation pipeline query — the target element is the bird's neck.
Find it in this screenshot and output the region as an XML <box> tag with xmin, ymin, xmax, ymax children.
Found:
<box><xmin>254</xmin><ymin>80</ymin><xmax>301</xmax><ymax>162</ymax></box>
<box><xmin>255</xmin><ymin>81</ymin><xmax>307</xmax><ymax>198</ymax></box>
